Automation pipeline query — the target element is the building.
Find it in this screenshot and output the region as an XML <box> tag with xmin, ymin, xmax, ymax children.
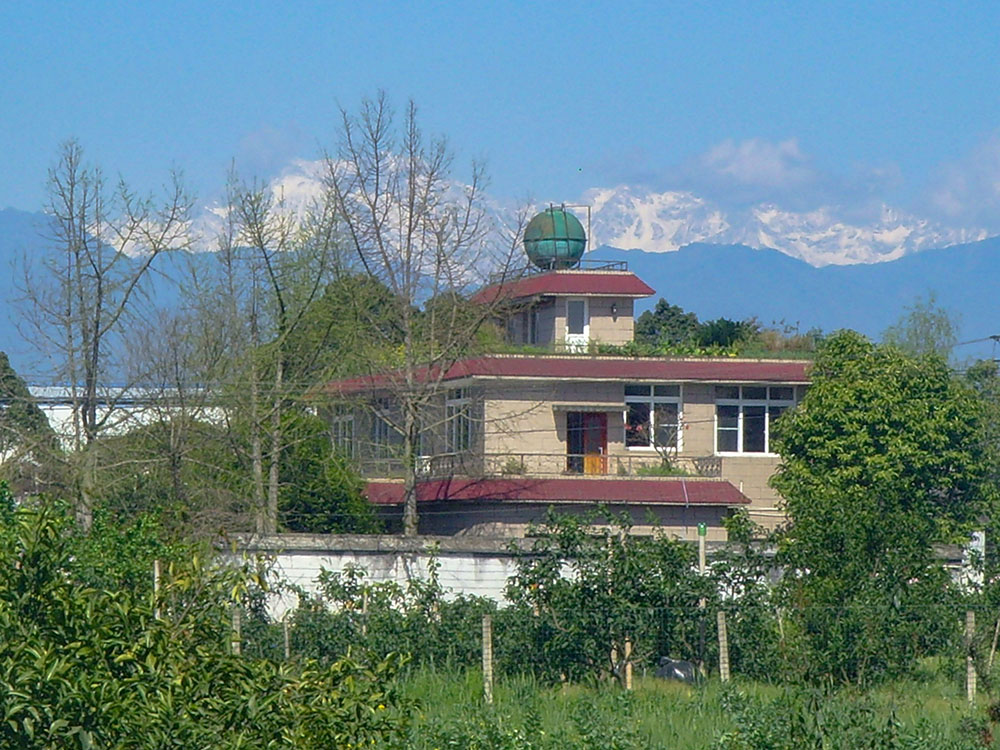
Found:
<box><xmin>326</xmin><ymin>207</ymin><xmax>810</xmax><ymax>540</ymax></box>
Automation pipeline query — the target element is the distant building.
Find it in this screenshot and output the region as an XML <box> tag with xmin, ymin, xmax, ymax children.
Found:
<box><xmin>325</xmin><ymin>207</ymin><xmax>810</xmax><ymax>540</ymax></box>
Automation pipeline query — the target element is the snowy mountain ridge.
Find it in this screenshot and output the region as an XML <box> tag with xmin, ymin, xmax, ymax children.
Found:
<box><xmin>584</xmin><ymin>185</ymin><xmax>991</xmax><ymax>267</ymax></box>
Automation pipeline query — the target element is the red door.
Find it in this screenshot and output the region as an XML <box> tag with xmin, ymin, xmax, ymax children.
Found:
<box><xmin>568</xmin><ymin>412</ymin><xmax>607</xmax><ymax>474</ymax></box>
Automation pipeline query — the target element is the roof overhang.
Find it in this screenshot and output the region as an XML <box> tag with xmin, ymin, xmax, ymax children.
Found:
<box><xmin>365</xmin><ymin>477</ymin><xmax>750</xmax><ymax>507</ymax></box>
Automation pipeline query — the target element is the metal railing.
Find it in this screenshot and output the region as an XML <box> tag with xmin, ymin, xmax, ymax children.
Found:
<box><xmin>485</xmin><ymin>259</ymin><xmax>629</xmax><ymax>286</ymax></box>
<box><xmin>360</xmin><ymin>452</ymin><xmax>722</xmax><ymax>480</ymax></box>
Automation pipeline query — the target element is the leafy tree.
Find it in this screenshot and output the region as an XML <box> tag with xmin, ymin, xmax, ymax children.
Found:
<box><xmin>771</xmin><ymin>330</ymin><xmax>995</xmax><ymax>684</ymax></box>
<box><xmin>505</xmin><ymin>510</ymin><xmax>713</xmax><ymax>684</ymax></box>
<box><xmin>882</xmin><ymin>291</ymin><xmax>959</xmax><ymax>359</ymax></box>
<box><xmin>634</xmin><ymin>298</ymin><xmax>701</xmax><ymax>347</ymax></box>
<box><xmin>0</xmin><ymin>351</ymin><xmax>59</xmax><ymax>493</ymax></box>
<box><xmin>697</xmin><ymin>317</ymin><xmax>760</xmax><ymax>348</ymax></box>
<box><xmin>0</xmin><ymin>496</ymin><xmax>411</xmax><ymax>747</ymax></box>
<box><xmin>278</xmin><ymin>410</ymin><xmax>379</xmax><ymax>533</ymax></box>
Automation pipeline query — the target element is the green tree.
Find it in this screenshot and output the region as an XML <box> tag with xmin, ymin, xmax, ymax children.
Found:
<box><xmin>882</xmin><ymin>291</ymin><xmax>959</xmax><ymax>359</ymax></box>
<box><xmin>634</xmin><ymin>298</ymin><xmax>701</xmax><ymax>347</ymax></box>
<box><xmin>0</xmin><ymin>351</ymin><xmax>59</xmax><ymax>493</ymax></box>
<box><xmin>0</xmin><ymin>497</ymin><xmax>410</xmax><ymax>748</ymax></box>
<box><xmin>771</xmin><ymin>330</ymin><xmax>994</xmax><ymax>684</ymax></box>
<box><xmin>505</xmin><ymin>510</ymin><xmax>713</xmax><ymax>684</ymax></box>
<box><xmin>278</xmin><ymin>410</ymin><xmax>378</xmax><ymax>533</ymax></box>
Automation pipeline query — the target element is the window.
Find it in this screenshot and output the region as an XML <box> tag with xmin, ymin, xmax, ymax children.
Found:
<box><xmin>370</xmin><ymin>399</ymin><xmax>401</xmax><ymax>458</ymax></box>
<box><xmin>715</xmin><ymin>385</ymin><xmax>795</xmax><ymax>454</ymax></box>
<box><xmin>330</xmin><ymin>406</ymin><xmax>355</xmax><ymax>458</ymax></box>
<box><xmin>567</xmin><ymin>299</ymin><xmax>587</xmax><ymax>335</ymax></box>
<box><xmin>624</xmin><ymin>384</ymin><xmax>681</xmax><ymax>450</ymax></box>
<box><xmin>446</xmin><ymin>387</ymin><xmax>473</xmax><ymax>453</ymax></box>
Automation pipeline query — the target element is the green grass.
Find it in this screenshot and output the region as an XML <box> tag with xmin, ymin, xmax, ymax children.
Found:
<box><xmin>392</xmin><ymin>668</ymin><xmax>996</xmax><ymax>749</ymax></box>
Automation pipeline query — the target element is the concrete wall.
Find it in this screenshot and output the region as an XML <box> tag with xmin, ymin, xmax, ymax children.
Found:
<box><xmin>234</xmin><ymin>532</ymin><xmax>731</xmax><ymax>616</ymax></box>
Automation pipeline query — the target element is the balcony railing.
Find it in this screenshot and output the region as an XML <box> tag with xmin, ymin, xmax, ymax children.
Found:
<box><xmin>360</xmin><ymin>452</ymin><xmax>722</xmax><ymax>480</ymax></box>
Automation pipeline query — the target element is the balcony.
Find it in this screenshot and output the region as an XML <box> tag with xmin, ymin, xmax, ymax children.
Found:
<box><xmin>360</xmin><ymin>452</ymin><xmax>722</xmax><ymax>481</ymax></box>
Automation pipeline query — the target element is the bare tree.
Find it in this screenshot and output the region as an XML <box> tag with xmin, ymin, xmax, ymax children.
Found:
<box><xmin>20</xmin><ymin>140</ymin><xmax>192</xmax><ymax>527</ymax></box>
<box><xmin>180</xmin><ymin>172</ymin><xmax>342</xmax><ymax>534</ymax></box>
<box><xmin>324</xmin><ymin>94</ymin><xmax>525</xmax><ymax>535</ymax></box>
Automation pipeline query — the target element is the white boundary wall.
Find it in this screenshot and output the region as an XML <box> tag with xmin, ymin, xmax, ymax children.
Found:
<box><xmin>232</xmin><ymin>534</ymin><xmax>531</xmax><ymax>619</ymax></box>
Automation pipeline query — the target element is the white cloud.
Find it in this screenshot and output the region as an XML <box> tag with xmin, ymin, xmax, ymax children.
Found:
<box><xmin>699</xmin><ymin>138</ymin><xmax>815</xmax><ymax>190</ymax></box>
<box><xmin>926</xmin><ymin>134</ymin><xmax>1000</xmax><ymax>230</ymax></box>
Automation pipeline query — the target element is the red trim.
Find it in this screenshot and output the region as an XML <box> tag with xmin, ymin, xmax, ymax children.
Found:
<box><xmin>471</xmin><ymin>270</ymin><xmax>655</xmax><ymax>304</ymax></box>
<box><xmin>327</xmin><ymin>355</ymin><xmax>810</xmax><ymax>395</ymax></box>
<box><xmin>365</xmin><ymin>477</ymin><xmax>750</xmax><ymax>506</ymax></box>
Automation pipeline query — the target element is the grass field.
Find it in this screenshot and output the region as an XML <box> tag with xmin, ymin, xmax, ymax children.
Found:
<box><xmin>392</xmin><ymin>668</ymin><xmax>996</xmax><ymax>749</ymax></box>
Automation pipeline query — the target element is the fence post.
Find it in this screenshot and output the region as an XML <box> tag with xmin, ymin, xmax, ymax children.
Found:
<box><xmin>482</xmin><ymin>613</ymin><xmax>494</xmax><ymax>704</ymax></box>
<box><xmin>283</xmin><ymin>618</ymin><xmax>291</xmax><ymax>660</ymax></box>
<box><xmin>231</xmin><ymin>606</ymin><xmax>242</xmax><ymax>657</ymax></box>
<box><xmin>624</xmin><ymin>637</ymin><xmax>633</xmax><ymax>691</ymax></box>
<box><xmin>717</xmin><ymin>610</ymin><xmax>730</xmax><ymax>682</ymax></box>
<box><xmin>153</xmin><ymin>559</ymin><xmax>161</xmax><ymax>620</ymax></box>
<box><xmin>967</xmin><ymin>609</ymin><xmax>976</xmax><ymax>706</ymax></box>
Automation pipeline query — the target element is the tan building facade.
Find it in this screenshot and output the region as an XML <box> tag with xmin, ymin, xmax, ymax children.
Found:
<box><xmin>329</xmin><ymin>263</ymin><xmax>810</xmax><ymax>540</ymax></box>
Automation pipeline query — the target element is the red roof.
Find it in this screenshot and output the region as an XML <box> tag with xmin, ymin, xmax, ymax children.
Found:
<box><xmin>365</xmin><ymin>477</ymin><xmax>750</xmax><ymax>506</ymax></box>
<box><xmin>471</xmin><ymin>270</ymin><xmax>655</xmax><ymax>304</ymax></box>
<box><xmin>327</xmin><ymin>355</ymin><xmax>811</xmax><ymax>395</ymax></box>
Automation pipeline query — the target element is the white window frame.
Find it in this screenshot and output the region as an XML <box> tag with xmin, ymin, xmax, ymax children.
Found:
<box><xmin>714</xmin><ymin>384</ymin><xmax>795</xmax><ymax>455</ymax></box>
<box><xmin>330</xmin><ymin>407</ymin><xmax>356</xmax><ymax>459</ymax></box>
<box><xmin>445</xmin><ymin>387</ymin><xmax>473</xmax><ymax>453</ymax></box>
<box><xmin>624</xmin><ymin>383</ymin><xmax>683</xmax><ymax>452</ymax></box>
<box><xmin>565</xmin><ymin>297</ymin><xmax>589</xmax><ymax>350</ymax></box>
<box><xmin>370</xmin><ymin>399</ymin><xmax>401</xmax><ymax>459</ymax></box>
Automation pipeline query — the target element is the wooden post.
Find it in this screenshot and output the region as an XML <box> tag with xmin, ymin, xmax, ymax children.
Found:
<box><xmin>966</xmin><ymin>609</ymin><xmax>976</xmax><ymax>706</ymax></box>
<box><xmin>717</xmin><ymin>610</ymin><xmax>730</xmax><ymax>682</ymax></box>
<box><xmin>482</xmin><ymin>614</ymin><xmax>494</xmax><ymax>704</ymax></box>
<box><xmin>231</xmin><ymin>607</ymin><xmax>242</xmax><ymax>656</ymax></box>
<box><xmin>624</xmin><ymin>637</ymin><xmax>633</xmax><ymax>691</ymax></box>
<box><xmin>698</xmin><ymin>523</ymin><xmax>707</xmax><ymax>672</ymax></box>
<box><xmin>361</xmin><ymin>588</ymin><xmax>369</xmax><ymax>638</ymax></box>
<box><xmin>283</xmin><ymin>618</ymin><xmax>291</xmax><ymax>660</ymax></box>
<box><xmin>153</xmin><ymin>559</ymin><xmax>161</xmax><ymax>620</ymax></box>
<box><xmin>988</xmin><ymin>613</ymin><xmax>1000</xmax><ymax>673</ymax></box>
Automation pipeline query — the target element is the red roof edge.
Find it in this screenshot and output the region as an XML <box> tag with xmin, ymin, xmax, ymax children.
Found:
<box><xmin>365</xmin><ymin>477</ymin><xmax>750</xmax><ymax>507</ymax></box>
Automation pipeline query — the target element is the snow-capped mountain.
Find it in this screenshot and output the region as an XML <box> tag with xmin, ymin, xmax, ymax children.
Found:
<box><xmin>585</xmin><ymin>185</ymin><xmax>991</xmax><ymax>267</ymax></box>
<box><xmin>185</xmin><ymin>161</ymin><xmax>992</xmax><ymax>267</ymax></box>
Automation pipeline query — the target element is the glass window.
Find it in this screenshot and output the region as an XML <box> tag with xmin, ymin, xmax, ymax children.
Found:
<box><xmin>715</xmin><ymin>385</ymin><xmax>740</xmax><ymax>400</ymax></box>
<box><xmin>717</xmin><ymin>405</ymin><xmax>739</xmax><ymax>452</ymax></box>
<box><xmin>446</xmin><ymin>388</ymin><xmax>473</xmax><ymax>453</ymax></box>
<box><xmin>654</xmin><ymin>402</ymin><xmax>679</xmax><ymax>448</ymax></box>
<box><xmin>715</xmin><ymin>385</ymin><xmax>797</xmax><ymax>453</ymax></box>
<box><xmin>567</xmin><ymin>299</ymin><xmax>586</xmax><ymax>334</ymax></box>
<box><xmin>624</xmin><ymin>384</ymin><xmax>681</xmax><ymax>450</ymax></box>
<box><xmin>626</xmin><ymin>401</ymin><xmax>651</xmax><ymax>447</ymax></box>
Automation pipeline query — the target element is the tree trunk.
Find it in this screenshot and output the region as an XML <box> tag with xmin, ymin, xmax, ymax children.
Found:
<box><xmin>266</xmin><ymin>359</ymin><xmax>283</xmax><ymax>534</ymax></box>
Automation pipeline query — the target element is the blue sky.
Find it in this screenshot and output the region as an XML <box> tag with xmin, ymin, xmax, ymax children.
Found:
<box><xmin>3</xmin><ymin>1</ymin><xmax>999</xmax><ymax>225</ymax></box>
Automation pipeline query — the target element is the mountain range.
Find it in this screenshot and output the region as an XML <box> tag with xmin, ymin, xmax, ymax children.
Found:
<box><xmin>3</xmin><ymin>191</ymin><xmax>999</xmax><ymax>379</ymax></box>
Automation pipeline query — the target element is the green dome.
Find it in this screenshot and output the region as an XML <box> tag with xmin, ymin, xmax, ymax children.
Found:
<box><xmin>523</xmin><ymin>207</ymin><xmax>586</xmax><ymax>270</ymax></box>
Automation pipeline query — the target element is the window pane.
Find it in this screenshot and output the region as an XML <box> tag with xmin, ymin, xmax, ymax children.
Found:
<box><xmin>567</xmin><ymin>300</ymin><xmax>586</xmax><ymax>334</ymax></box>
<box><xmin>743</xmin><ymin>405</ymin><xmax>766</xmax><ymax>452</ymax></box>
<box><xmin>654</xmin><ymin>403</ymin><xmax>679</xmax><ymax>448</ymax></box>
<box><xmin>717</xmin><ymin>427</ymin><xmax>738</xmax><ymax>452</ymax></box>
<box><xmin>769</xmin><ymin>386</ymin><xmax>794</xmax><ymax>401</ymax></box>
<box><xmin>717</xmin><ymin>403</ymin><xmax>740</xmax><ymax>453</ymax></box>
<box><xmin>654</xmin><ymin>385</ymin><xmax>680</xmax><ymax>398</ymax></box>
<box><xmin>743</xmin><ymin>386</ymin><xmax>767</xmax><ymax>400</ymax></box>
<box><xmin>717</xmin><ymin>404</ymin><xmax>739</xmax><ymax>429</ymax></box>
<box><xmin>625</xmin><ymin>384</ymin><xmax>650</xmax><ymax>397</ymax></box>
<box><xmin>626</xmin><ymin>402</ymin><xmax>651</xmax><ymax>447</ymax></box>
<box><xmin>716</xmin><ymin>386</ymin><xmax>739</xmax><ymax>400</ymax></box>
